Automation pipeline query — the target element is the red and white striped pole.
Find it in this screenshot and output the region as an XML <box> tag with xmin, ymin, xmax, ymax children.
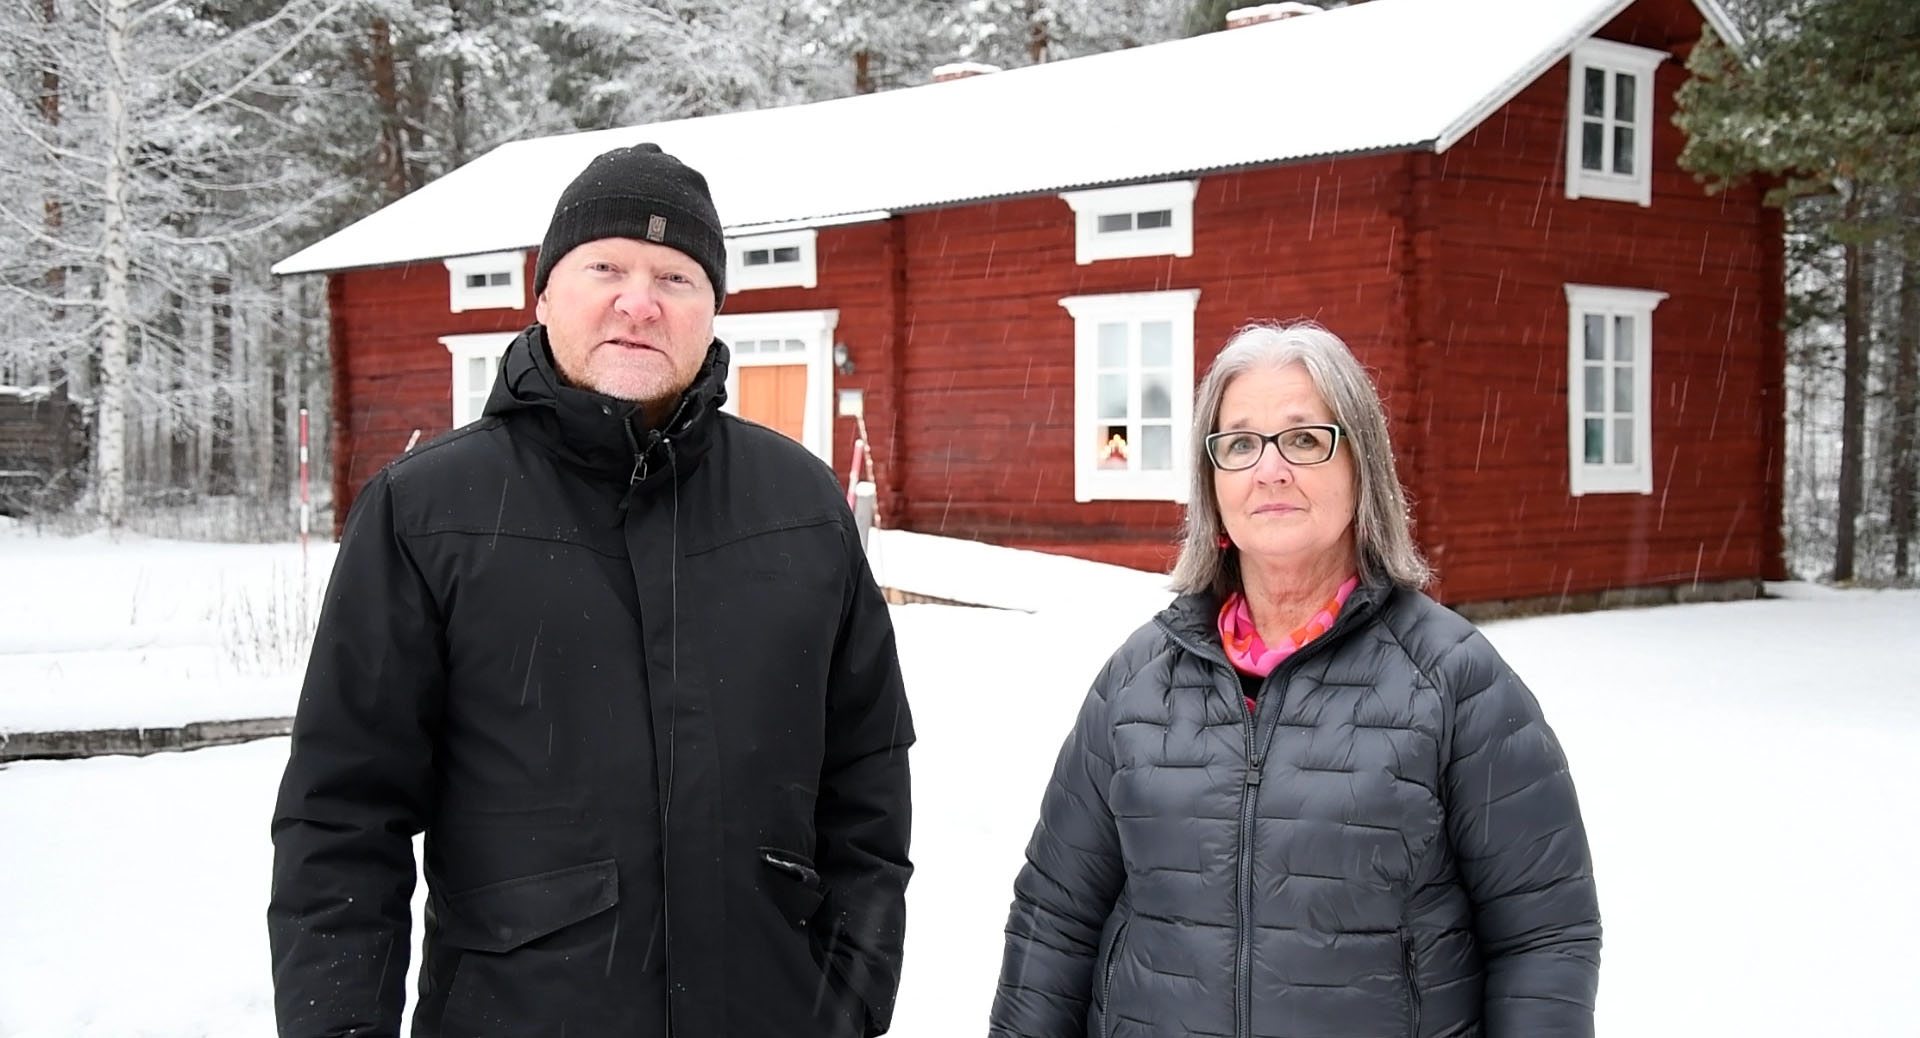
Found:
<box><xmin>298</xmin><ymin>408</ymin><xmax>311</xmax><ymax>558</ymax></box>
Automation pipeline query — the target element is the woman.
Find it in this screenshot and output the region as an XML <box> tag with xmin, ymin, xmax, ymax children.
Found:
<box><xmin>989</xmin><ymin>322</ymin><xmax>1599</xmax><ymax>1038</ymax></box>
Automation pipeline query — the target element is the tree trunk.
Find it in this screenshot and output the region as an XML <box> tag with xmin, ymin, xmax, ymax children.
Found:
<box><xmin>97</xmin><ymin>0</ymin><xmax>133</xmax><ymax>526</ymax></box>
<box><xmin>39</xmin><ymin>0</ymin><xmax>67</xmax><ymax>392</ymax></box>
<box><xmin>1026</xmin><ymin>1</ymin><xmax>1050</xmax><ymax>63</ymax></box>
<box><xmin>448</xmin><ymin>0</ymin><xmax>469</xmax><ymax>168</ymax></box>
<box><xmin>208</xmin><ymin>270</ymin><xmax>236</xmax><ymax>495</ymax></box>
<box><xmin>854</xmin><ymin>49</ymin><xmax>873</xmax><ymax>95</ymax></box>
<box><xmin>1891</xmin><ymin>199</ymin><xmax>1920</xmax><ymax>580</ymax></box>
<box><xmin>369</xmin><ymin>17</ymin><xmax>408</xmax><ymax>202</ymax></box>
<box><xmin>1833</xmin><ymin>190</ymin><xmax>1870</xmax><ymax>581</ymax></box>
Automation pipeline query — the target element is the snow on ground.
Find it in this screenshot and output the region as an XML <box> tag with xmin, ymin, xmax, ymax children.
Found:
<box><xmin>0</xmin><ymin>522</ymin><xmax>335</xmax><ymax>733</ymax></box>
<box><xmin>1</xmin><ymin>527</ymin><xmax>1916</xmax><ymax>1037</ymax></box>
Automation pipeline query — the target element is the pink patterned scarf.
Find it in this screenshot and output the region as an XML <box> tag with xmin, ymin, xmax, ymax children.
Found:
<box><xmin>1218</xmin><ymin>575</ymin><xmax>1360</xmax><ymax>682</ymax></box>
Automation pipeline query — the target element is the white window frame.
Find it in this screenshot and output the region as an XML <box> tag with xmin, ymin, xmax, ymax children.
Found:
<box><xmin>1059</xmin><ymin>289</ymin><xmax>1200</xmax><ymax>503</ymax></box>
<box><xmin>1565</xmin><ymin>284</ymin><xmax>1666</xmax><ymax>496</ymax></box>
<box><xmin>444</xmin><ymin>251</ymin><xmax>526</xmax><ymax>313</ymax></box>
<box><xmin>1059</xmin><ymin>180</ymin><xmax>1197</xmax><ymax>266</ymax></box>
<box><xmin>725</xmin><ymin>229</ymin><xmax>818</xmax><ymax>293</ymax></box>
<box><xmin>1565</xmin><ymin>38</ymin><xmax>1666</xmax><ymax>207</ymax></box>
<box><xmin>441</xmin><ymin>332</ymin><xmax>516</xmax><ymax>428</ymax></box>
<box><xmin>713</xmin><ymin>309</ymin><xmax>838</xmax><ymax>466</ymax></box>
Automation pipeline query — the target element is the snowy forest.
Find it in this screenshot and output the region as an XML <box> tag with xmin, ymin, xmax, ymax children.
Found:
<box><xmin>0</xmin><ymin>0</ymin><xmax>1914</xmax><ymax>584</ymax></box>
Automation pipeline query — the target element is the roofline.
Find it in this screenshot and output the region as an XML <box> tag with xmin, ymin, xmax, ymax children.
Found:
<box><xmin>1432</xmin><ymin>0</ymin><xmax>1746</xmax><ymax>155</ymax></box>
<box><xmin>270</xmin><ymin>144</ymin><xmax>1436</xmax><ymax>278</ymax></box>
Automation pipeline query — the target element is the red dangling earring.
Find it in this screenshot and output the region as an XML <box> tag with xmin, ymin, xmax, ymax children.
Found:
<box><xmin>1216</xmin><ymin>533</ymin><xmax>1232</xmax><ymax>550</ymax></box>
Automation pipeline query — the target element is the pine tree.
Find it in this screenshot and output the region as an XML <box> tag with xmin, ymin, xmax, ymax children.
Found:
<box><xmin>1675</xmin><ymin>0</ymin><xmax>1920</xmax><ymax>581</ymax></box>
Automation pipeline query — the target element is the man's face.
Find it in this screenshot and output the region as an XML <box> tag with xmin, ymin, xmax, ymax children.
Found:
<box><xmin>536</xmin><ymin>237</ymin><xmax>717</xmax><ymax>409</ymax></box>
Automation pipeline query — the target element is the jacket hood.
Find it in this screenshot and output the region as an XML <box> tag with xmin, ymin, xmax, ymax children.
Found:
<box><xmin>484</xmin><ymin>324</ymin><xmax>730</xmax><ymax>491</ymax></box>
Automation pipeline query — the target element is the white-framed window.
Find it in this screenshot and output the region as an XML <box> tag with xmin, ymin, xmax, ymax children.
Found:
<box><xmin>1565</xmin><ymin>38</ymin><xmax>1666</xmax><ymax>207</ymax></box>
<box><xmin>725</xmin><ymin>229</ymin><xmax>818</xmax><ymax>293</ymax></box>
<box><xmin>713</xmin><ymin>309</ymin><xmax>838</xmax><ymax>465</ymax></box>
<box><xmin>1059</xmin><ymin>289</ymin><xmax>1200</xmax><ymax>503</ymax></box>
<box><xmin>441</xmin><ymin>332</ymin><xmax>516</xmax><ymax>428</ymax></box>
<box><xmin>444</xmin><ymin>251</ymin><xmax>526</xmax><ymax>313</ymax></box>
<box><xmin>1059</xmin><ymin>180</ymin><xmax>1197</xmax><ymax>266</ymax></box>
<box><xmin>1564</xmin><ymin>284</ymin><xmax>1666</xmax><ymax>496</ymax></box>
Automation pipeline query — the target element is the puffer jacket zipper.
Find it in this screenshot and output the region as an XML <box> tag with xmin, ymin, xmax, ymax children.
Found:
<box><xmin>1400</xmin><ymin>928</ymin><xmax>1421</xmax><ymax>1038</ymax></box>
<box><xmin>1099</xmin><ymin>916</ymin><xmax>1128</xmax><ymax>1038</ymax></box>
<box><xmin>1158</xmin><ymin>590</ymin><xmax>1381</xmax><ymax>1038</ymax></box>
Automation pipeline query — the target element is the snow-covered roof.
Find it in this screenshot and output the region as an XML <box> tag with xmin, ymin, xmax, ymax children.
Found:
<box><xmin>274</xmin><ymin>0</ymin><xmax>1740</xmax><ymax>277</ymax></box>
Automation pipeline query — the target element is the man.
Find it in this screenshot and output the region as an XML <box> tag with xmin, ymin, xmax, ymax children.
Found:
<box><xmin>269</xmin><ymin>143</ymin><xmax>913</xmax><ymax>1038</ymax></box>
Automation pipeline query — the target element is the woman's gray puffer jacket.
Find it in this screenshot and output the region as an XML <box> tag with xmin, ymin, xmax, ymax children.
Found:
<box><xmin>989</xmin><ymin>584</ymin><xmax>1600</xmax><ymax>1038</ymax></box>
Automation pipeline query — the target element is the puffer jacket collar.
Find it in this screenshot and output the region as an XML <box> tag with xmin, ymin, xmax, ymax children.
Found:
<box><xmin>1154</xmin><ymin>581</ymin><xmax>1393</xmax><ymax>667</ymax></box>
<box><xmin>483</xmin><ymin>323</ymin><xmax>730</xmax><ymax>496</ymax></box>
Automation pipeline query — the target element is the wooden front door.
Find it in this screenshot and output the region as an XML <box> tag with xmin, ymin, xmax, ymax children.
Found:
<box><xmin>737</xmin><ymin>363</ymin><xmax>808</xmax><ymax>443</ymax></box>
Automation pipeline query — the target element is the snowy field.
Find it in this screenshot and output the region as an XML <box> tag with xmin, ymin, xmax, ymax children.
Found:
<box><xmin>1</xmin><ymin>521</ymin><xmax>1916</xmax><ymax>1037</ymax></box>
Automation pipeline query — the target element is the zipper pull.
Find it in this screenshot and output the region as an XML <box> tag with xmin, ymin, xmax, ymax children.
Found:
<box><xmin>631</xmin><ymin>454</ymin><xmax>648</xmax><ymax>484</ymax></box>
<box><xmin>1247</xmin><ymin>763</ymin><xmax>1264</xmax><ymax>787</ymax></box>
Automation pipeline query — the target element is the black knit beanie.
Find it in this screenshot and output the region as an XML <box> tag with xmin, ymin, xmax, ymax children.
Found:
<box><xmin>533</xmin><ymin>143</ymin><xmax>727</xmax><ymax>305</ymax></box>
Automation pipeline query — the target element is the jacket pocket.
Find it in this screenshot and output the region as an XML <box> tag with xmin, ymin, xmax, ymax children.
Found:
<box><xmin>760</xmin><ymin>846</ymin><xmax>828</xmax><ymax>928</ymax></box>
<box><xmin>438</xmin><ymin>859</ymin><xmax>619</xmax><ymax>953</ymax></box>
<box><xmin>1399</xmin><ymin>928</ymin><xmax>1422</xmax><ymax>1038</ymax></box>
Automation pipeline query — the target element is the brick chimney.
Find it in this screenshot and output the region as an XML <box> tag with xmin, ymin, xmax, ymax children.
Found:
<box><xmin>1225</xmin><ymin>2</ymin><xmax>1325</xmax><ymax>29</ymax></box>
<box><xmin>931</xmin><ymin>61</ymin><xmax>1003</xmax><ymax>83</ymax></box>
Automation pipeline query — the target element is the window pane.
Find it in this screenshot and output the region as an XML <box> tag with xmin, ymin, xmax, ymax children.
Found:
<box><xmin>1141</xmin><ymin>373</ymin><xmax>1171</xmax><ymax>419</ymax></box>
<box><xmin>1584</xmin><ymin>366</ymin><xmax>1605</xmax><ymax>413</ymax></box>
<box><xmin>1613</xmin><ymin>418</ymin><xmax>1634</xmax><ymax>464</ymax></box>
<box><xmin>1614</xmin><ymin>316</ymin><xmax>1634</xmax><ymax>360</ymax></box>
<box><xmin>1615</xmin><ymin>72</ymin><xmax>1636</xmax><ymax>120</ymax></box>
<box><xmin>1613</xmin><ymin>365</ymin><xmax>1633</xmax><ymax>413</ymax></box>
<box><xmin>1097</xmin><ymin>323</ymin><xmax>1128</xmax><ymax>367</ymax></box>
<box><xmin>1584</xmin><ymin>68</ymin><xmax>1606</xmax><ymax>117</ymax></box>
<box><xmin>1097</xmin><ymin>425</ymin><xmax>1130</xmax><ymax>469</ymax></box>
<box><xmin>1584</xmin><ymin>314</ymin><xmax>1605</xmax><ymax>360</ymax></box>
<box><xmin>1136</xmin><ymin>209</ymin><xmax>1172</xmax><ymax>230</ymax></box>
<box><xmin>1584</xmin><ymin>418</ymin><xmax>1605</xmax><ymax>464</ymax></box>
<box><xmin>1098</xmin><ymin>373</ymin><xmax>1129</xmax><ymax>420</ymax></box>
<box><xmin>1612</xmin><ymin>127</ymin><xmax>1635</xmax><ymax>174</ymax></box>
<box><xmin>1582</xmin><ymin>122</ymin><xmax>1604</xmax><ymax>170</ymax></box>
<box><xmin>744</xmin><ymin>249</ymin><xmax>770</xmax><ymax>266</ymax></box>
<box><xmin>1140</xmin><ymin>321</ymin><xmax>1173</xmax><ymax>367</ymax></box>
<box><xmin>488</xmin><ymin>271</ymin><xmax>511</xmax><ymax>286</ymax></box>
<box><xmin>1097</xmin><ymin>213</ymin><xmax>1133</xmax><ymax>234</ymax></box>
<box><xmin>1140</xmin><ymin>425</ymin><xmax>1173</xmax><ymax>471</ymax></box>
<box><xmin>468</xmin><ymin>356</ymin><xmax>490</xmax><ymax>387</ymax></box>
<box><xmin>465</xmin><ymin>273</ymin><xmax>487</xmax><ymax>288</ymax></box>
<box><xmin>773</xmin><ymin>246</ymin><xmax>801</xmax><ymax>263</ymax></box>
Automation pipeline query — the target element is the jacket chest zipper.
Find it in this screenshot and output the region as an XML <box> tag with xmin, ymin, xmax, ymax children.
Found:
<box><xmin>1236</xmin><ymin>742</ymin><xmax>1264</xmax><ymax>1038</ymax></box>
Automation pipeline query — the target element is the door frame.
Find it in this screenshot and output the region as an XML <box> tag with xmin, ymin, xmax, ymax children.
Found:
<box><xmin>713</xmin><ymin>309</ymin><xmax>838</xmax><ymax>467</ymax></box>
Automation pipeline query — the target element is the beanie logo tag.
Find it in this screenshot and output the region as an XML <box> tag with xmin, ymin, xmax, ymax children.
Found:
<box><xmin>646</xmin><ymin>215</ymin><xmax>667</xmax><ymax>242</ymax></box>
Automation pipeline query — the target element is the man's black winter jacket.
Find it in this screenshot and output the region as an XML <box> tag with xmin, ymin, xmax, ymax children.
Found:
<box><xmin>270</xmin><ymin>328</ymin><xmax>913</xmax><ymax>1037</ymax></box>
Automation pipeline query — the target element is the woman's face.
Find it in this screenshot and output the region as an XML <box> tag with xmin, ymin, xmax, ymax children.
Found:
<box><xmin>1212</xmin><ymin>363</ymin><xmax>1358</xmax><ymax>578</ymax></box>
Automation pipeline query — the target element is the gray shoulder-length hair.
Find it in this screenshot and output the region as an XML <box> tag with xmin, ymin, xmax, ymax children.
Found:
<box><xmin>1169</xmin><ymin>320</ymin><xmax>1431</xmax><ymax>597</ymax></box>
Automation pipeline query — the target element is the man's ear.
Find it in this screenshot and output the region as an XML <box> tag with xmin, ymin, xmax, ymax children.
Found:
<box><xmin>534</xmin><ymin>292</ymin><xmax>548</xmax><ymax>324</ymax></box>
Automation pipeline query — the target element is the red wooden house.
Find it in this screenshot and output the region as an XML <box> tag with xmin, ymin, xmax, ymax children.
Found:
<box><xmin>275</xmin><ymin>0</ymin><xmax>1783</xmax><ymax>609</ymax></box>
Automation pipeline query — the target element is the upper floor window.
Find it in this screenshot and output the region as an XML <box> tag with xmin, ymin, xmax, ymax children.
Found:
<box><xmin>444</xmin><ymin>251</ymin><xmax>526</xmax><ymax>313</ymax></box>
<box><xmin>1565</xmin><ymin>284</ymin><xmax>1666</xmax><ymax>496</ymax></box>
<box><xmin>1565</xmin><ymin>39</ymin><xmax>1666</xmax><ymax>207</ymax></box>
<box><xmin>1059</xmin><ymin>289</ymin><xmax>1200</xmax><ymax>503</ymax></box>
<box><xmin>726</xmin><ymin>229</ymin><xmax>818</xmax><ymax>292</ymax></box>
<box><xmin>1059</xmin><ymin>180</ymin><xmax>1197</xmax><ymax>265</ymax></box>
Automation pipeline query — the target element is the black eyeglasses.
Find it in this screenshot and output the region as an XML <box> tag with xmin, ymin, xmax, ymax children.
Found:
<box><xmin>1204</xmin><ymin>424</ymin><xmax>1344</xmax><ymax>471</ymax></box>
